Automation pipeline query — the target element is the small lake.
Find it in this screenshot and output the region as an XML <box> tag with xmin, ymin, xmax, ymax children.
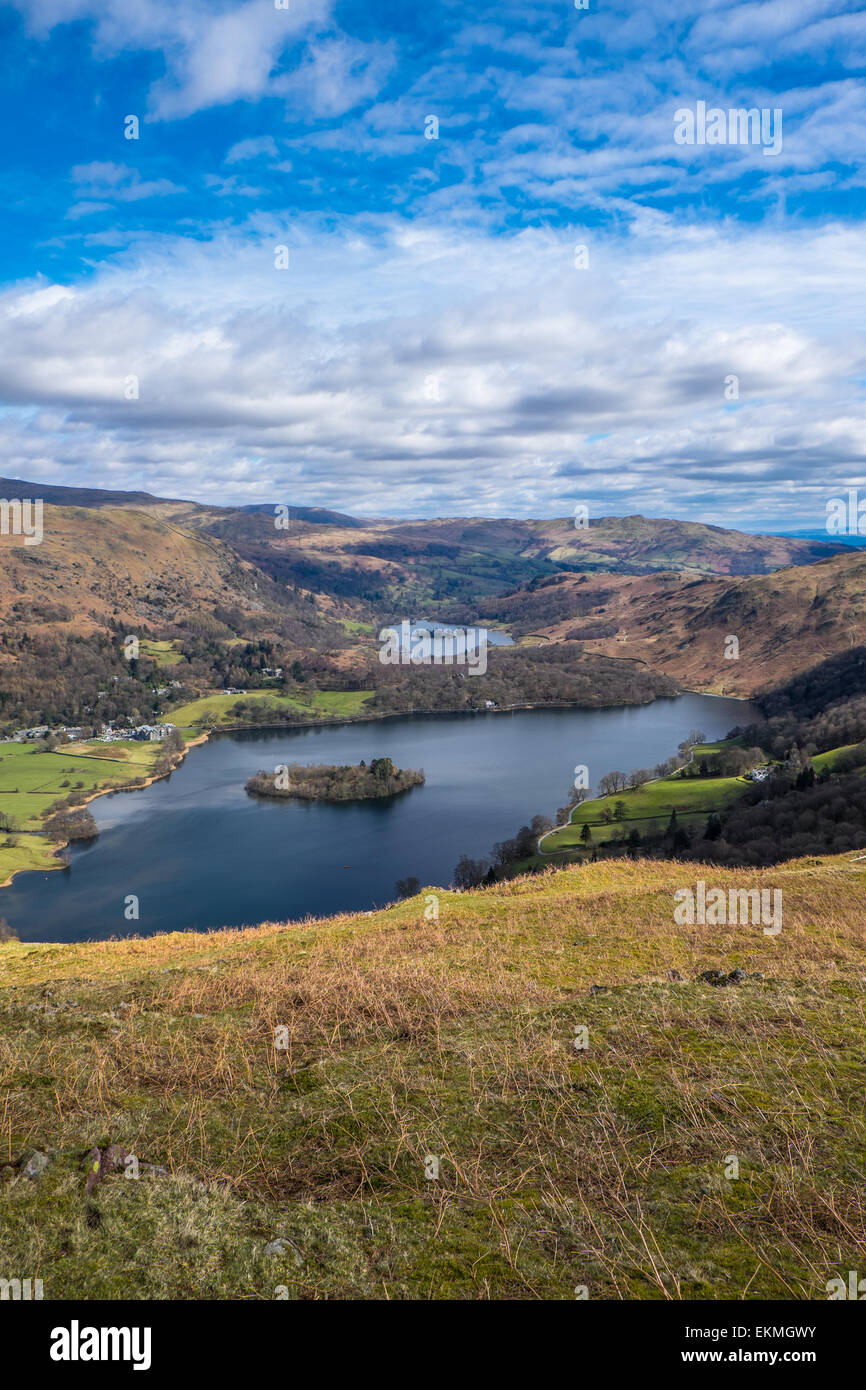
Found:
<box><xmin>2</xmin><ymin>693</ymin><xmax>757</xmax><ymax>942</ymax></box>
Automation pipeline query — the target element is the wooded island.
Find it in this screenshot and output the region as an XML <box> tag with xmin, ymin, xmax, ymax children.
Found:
<box><xmin>245</xmin><ymin>757</ymin><xmax>424</xmax><ymax>802</ymax></box>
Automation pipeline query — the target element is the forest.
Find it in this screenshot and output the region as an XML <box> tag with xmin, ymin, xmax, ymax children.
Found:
<box><xmin>365</xmin><ymin>643</ymin><xmax>678</xmax><ymax>714</ymax></box>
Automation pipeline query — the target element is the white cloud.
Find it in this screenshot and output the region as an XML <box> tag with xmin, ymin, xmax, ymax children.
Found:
<box><xmin>12</xmin><ymin>0</ymin><xmax>393</xmax><ymax>120</ymax></box>
<box><xmin>0</xmin><ymin>215</ymin><xmax>864</xmax><ymax>523</ymax></box>
<box><xmin>70</xmin><ymin>162</ymin><xmax>184</xmax><ymax>205</ymax></box>
<box><xmin>225</xmin><ymin>136</ymin><xmax>279</xmax><ymax>164</ymax></box>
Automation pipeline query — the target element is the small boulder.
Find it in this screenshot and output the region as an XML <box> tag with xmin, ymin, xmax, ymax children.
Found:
<box><xmin>264</xmin><ymin>1238</ymin><xmax>290</xmax><ymax>1258</ymax></box>
<box><xmin>84</xmin><ymin>1147</ymin><xmax>103</xmax><ymax>1193</ymax></box>
<box><xmin>22</xmin><ymin>1149</ymin><xmax>50</xmax><ymax>1180</ymax></box>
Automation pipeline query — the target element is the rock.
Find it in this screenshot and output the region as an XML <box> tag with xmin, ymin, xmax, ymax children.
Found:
<box><xmin>84</xmin><ymin>1147</ymin><xmax>103</xmax><ymax>1193</ymax></box>
<box><xmin>590</xmin><ymin>984</ymin><xmax>609</xmax><ymax>996</ymax></box>
<box><xmin>140</xmin><ymin>1163</ymin><xmax>169</xmax><ymax>1178</ymax></box>
<box><xmin>264</xmin><ymin>1238</ymin><xmax>290</xmax><ymax>1257</ymax></box>
<box><xmin>22</xmin><ymin>1149</ymin><xmax>50</xmax><ymax>1180</ymax></box>
<box><xmin>103</xmin><ymin>1144</ymin><xmax>129</xmax><ymax>1172</ymax></box>
<box><xmin>727</xmin><ymin>969</ymin><xmax>747</xmax><ymax>984</ymax></box>
<box><xmin>698</xmin><ymin>970</ymin><xmax>727</xmax><ymax>986</ymax></box>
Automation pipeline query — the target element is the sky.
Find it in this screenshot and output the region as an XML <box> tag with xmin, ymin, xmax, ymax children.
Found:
<box><xmin>1</xmin><ymin>0</ymin><xmax>865</xmax><ymax>527</ymax></box>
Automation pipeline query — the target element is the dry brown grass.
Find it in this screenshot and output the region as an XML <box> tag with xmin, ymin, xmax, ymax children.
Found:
<box><xmin>1</xmin><ymin>853</ymin><xmax>864</xmax><ymax>1298</ymax></box>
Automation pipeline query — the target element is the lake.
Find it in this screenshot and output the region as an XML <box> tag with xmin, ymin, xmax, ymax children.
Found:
<box><xmin>1</xmin><ymin>693</ymin><xmax>758</xmax><ymax>942</ymax></box>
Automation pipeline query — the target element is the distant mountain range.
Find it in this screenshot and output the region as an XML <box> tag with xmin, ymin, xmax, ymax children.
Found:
<box><xmin>1</xmin><ymin>476</ymin><xmax>862</xmax><ymax>697</ymax></box>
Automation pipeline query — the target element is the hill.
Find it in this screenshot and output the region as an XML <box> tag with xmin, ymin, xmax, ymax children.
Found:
<box><xmin>1</xmin><ymin>478</ymin><xmax>860</xmax><ymax>711</ymax></box>
<box><xmin>0</xmin><ymin>502</ymin><xmax>338</xmax><ymax>642</ymax></box>
<box><xmin>1</xmin><ymin>853</ymin><xmax>863</xmax><ymax>1299</ymax></box>
<box><xmin>1</xmin><ymin>479</ymin><xmax>847</xmax><ymax>617</ymax></box>
<box><xmin>480</xmin><ymin>551</ymin><xmax>866</xmax><ymax>696</ymax></box>
<box><xmin>186</xmin><ymin>511</ymin><xmax>847</xmax><ymax>613</ymax></box>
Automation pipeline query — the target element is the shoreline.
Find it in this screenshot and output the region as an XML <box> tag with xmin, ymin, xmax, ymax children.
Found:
<box><xmin>0</xmin><ymin>732</ymin><xmax>209</xmax><ymax>889</ymax></box>
<box><xmin>0</xmin><ymin>686</ymin><xmax>753</xmax><ymax>894</ymax></box>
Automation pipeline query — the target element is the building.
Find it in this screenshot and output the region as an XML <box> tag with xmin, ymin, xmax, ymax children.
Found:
<box><xmin>134</xmin><ymin>723</ymin><xmax>178</xmax><ymax>742</ymax></box>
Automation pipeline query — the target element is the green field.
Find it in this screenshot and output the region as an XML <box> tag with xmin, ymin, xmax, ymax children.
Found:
<box><xmin>167</xmin><ymin>688</ymin><xmax>374</xmax><ymax>728</ymax></box>
<box><xmin>544</xmin><ymin>769</ymin><xmax>751</xmax><ymax>851</ymax></box>
<box><xmin>139</xmin><ymin>639</ymin><xmax>183</xmax><ymax>666</ymax></box>
<box><xmin>812</xmin><ymin>743</ymin><xmax>862</xmax><ymax>772</ymax></box>
<box><xmin>0</xmin><ymin>741</ymin><xmax>167</xmax><ymax>885</ymax></box>
<box><xmin>0</xmin><ymin>837</ymin><xmax>59</xmax><ymax>882</ymax></box>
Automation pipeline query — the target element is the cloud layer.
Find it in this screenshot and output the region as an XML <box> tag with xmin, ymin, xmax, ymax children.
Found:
<box><xmin>3</xmin><ymin>0</ymin><xmax>865</xmax><ymax>523</ymax></box>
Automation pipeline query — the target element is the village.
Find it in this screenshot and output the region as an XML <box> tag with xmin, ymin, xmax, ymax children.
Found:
<box><xmin>6</xmin><ymin>722</ymin><xmax>178</xmax><ymax>745</ymax></box>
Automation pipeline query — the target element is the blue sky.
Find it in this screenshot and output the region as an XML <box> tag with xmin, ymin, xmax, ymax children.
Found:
<box><xmin>1</xmin><ymin>0</ymin><xmax>865</xmax><ymax>526</ymax></box>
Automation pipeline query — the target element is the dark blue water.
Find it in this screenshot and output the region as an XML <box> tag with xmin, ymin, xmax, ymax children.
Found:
<box><xmin>1</xmin><ymin>694</ymin><xmax>757</xmax><ymax>942</ymax></box>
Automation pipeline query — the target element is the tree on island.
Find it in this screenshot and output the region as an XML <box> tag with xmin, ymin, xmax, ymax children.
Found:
<box><xmin>246</xmin><ymin>759</ymin><xmax>423</xmax><ymax>803</ymax></box>
<box><xmin>371</xmin><ymin>756</ymin><xmax>396</xmax><ymax>782</ymax></box>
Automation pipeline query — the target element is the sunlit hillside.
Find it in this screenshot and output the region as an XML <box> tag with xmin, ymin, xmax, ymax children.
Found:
<box><xmin>2</xmin><ymin>852</ymin><xmax>863</xmax><ymax>1299</ymax></box>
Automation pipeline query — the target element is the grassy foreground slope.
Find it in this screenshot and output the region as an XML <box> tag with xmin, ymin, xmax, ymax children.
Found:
<box><xmin>1</xmin><ymin>855</ymin><xmax>864</xmax><ymax>1300</ymax></box>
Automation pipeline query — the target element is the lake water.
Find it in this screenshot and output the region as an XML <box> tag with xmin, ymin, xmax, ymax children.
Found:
<box><xmin>1</xmin><ymin>693</ymin><xmax>757</xmax><ymax>942</ymax></box>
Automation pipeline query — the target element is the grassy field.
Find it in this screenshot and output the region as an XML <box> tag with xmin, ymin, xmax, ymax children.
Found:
<box><xmin>0</xmin><ymin>852</ymin><xmax>863</xmax><ymax>1299</ymax></box>
<box><xmin>0</xmin><ymin>741</ymin><xmax>168</xmax><ymax>885</ymax></box>
<box><xmin>545</xmin><ymin>770</ymin><xmax>750</xmax><ymax>851</ymax></box>
<box><xmin>139</xmin><ymin>639</ymin><xmax>183</xmax><ymax>666</ymax></box>
<box><xmin>167</xmin><ymin>688</ymin><xmax>374</xmax><ymax>728</ymax></box>
<box><xmin>0</xmin><ymin>742</ymin><xmax>162</xmax><ymax>833</ymax></box>
<box><xmin>0</xmin><ymin>837</ymin><xmax>59</xmax><ymax>881</ymax></box>
<box><xmin>812</xmin><ymin>744</ymin><xmax>862</xmax><ymax>772</ymax></box>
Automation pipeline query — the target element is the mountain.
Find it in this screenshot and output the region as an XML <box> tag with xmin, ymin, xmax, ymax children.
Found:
<box><xmin>0</xmin><ymin>502</ymin><xmax>340</xmax><ymax>645</ymax></box>
<box><xmin>480</xmin><ymin>550</ymin><xmax>866</xmax><ymax>696</ymax></box>
<box><xmin>0</xmin><ymin>477</ymin><xmax>859</xmax><ymax>700</ymax></box>
<box><xmin>2</xmin><ymin>480</ymin><xmax>846</xmax><ymax>611</ymax></box>
<box><xmin>405</xmin><ymin>513</ymin><xmax>846</xmax><ymax>576</ymax></box>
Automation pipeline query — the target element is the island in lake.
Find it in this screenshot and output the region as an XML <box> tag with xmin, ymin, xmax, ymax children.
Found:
<box><xmin>245</xmin><ymin>757</ymin><xmax>425</xmax><ymax>802</ymax></box>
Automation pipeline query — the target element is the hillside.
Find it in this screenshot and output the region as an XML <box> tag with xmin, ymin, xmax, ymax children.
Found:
<box><xmin>1</xmin><ymin>479</ymin><xmax>847</xmax><ymax>619</ymax></box>
<box><xmin>188</xmin><ymin>511</ymin><xmax>847</xmax><ymax>612</ymax></box>
<box><xmin>1</xmin><ymin>853</ymin><xmax>864</xmax><ymax>1299</ymax></box>
<box><xmin>1</xmin><ymin>479</ymin><xmax>860</xmax><ymax>711</ymax></box>
<box><xmin>480</xmin><ymin>551</ymin><xmax>866</xmax><ymax>696</ymax></box>
<box><xmin>413</xmin><ymin>514</ymin><xmax>845</xmax><ymax>577</ymax></box>
<box><xmin>0</xmin><ymin>503</ymin><xmax>337</xmax><ymax>643</ymax></box>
